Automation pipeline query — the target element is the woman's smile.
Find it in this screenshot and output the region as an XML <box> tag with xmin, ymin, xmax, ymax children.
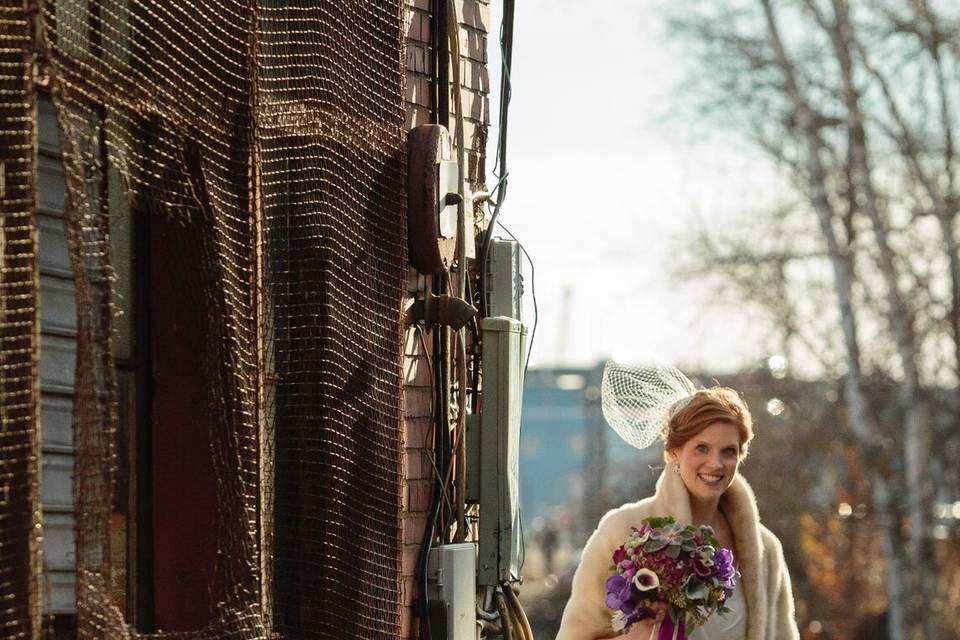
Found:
<box><xmin>671</xmin><ymin>421</ymin><xmax>742</xmax><ymax>507</ymax></box>
<box><xmin>697</xmin><ymin>472</ymin><xmax>725</xmax><ymax>486</ymax></box>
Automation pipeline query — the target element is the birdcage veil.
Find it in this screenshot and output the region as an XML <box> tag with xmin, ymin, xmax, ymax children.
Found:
<box><xmin>600</xmin><ymin>360</ymin><xmax>698</xmax><ymax>449</ymax></box>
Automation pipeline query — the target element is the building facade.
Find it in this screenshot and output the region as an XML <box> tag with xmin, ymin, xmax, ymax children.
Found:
<box><xmin>0</xmin><ymin>1</ymin><xmax>493</xmax><ymax>638</ymax></box>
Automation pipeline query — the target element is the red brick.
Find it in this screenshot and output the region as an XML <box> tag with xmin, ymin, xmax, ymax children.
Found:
<box><xmin>406</xmin><ymin>44</ymin><xmax>430</xmax><ymax>75</ymax></box>
<box><xmin>406</xmin><ymin>10</ymin><xmax>428</xmax><ymax>43</ymax></box>
<box><xmin>404</xmin><ymin>325</ymin><xmax>418</xmax><ymax>352</ymax></box>
<box><xmin>420</xmin><ymin>10</ymin><xmax>432</xmax><ymax>42</ymax></box>
<box><xmin>450</xmin><ymin>87</ymin><xmax>488</xmax><ymax>122</ymax></box>
<box><xmin>402</xmin><ymin>543</ymin><xmax>422</xmax><ymax>576</ymax></box>
<box><xmin>404</xmin><ymin>419</ymin><xmax>431</xmax><ymax>448</ymax></box>
<box><xmin>406</xmin><ymin>449</ymin><xmax>436</xmax><ymax>481</ymax></box>
<box><xmin>400</xmin><ymin>605</ymin><xmax>418</xmax><ymax>640</ymax></box>
<box><xmin>404</xmin><ymin>390</ymin><xmax>432</xmax><ymax>420</ymax></box>
<box><xmin>455</xmin><ymin>118</ymin><xmax>487</xmax><ymax>152</ymax></box>
<box><xmin>461</xmin><ymin>57</ymin><xmax>489</xmax><ymax>93</ymax></box>
<box><xmin>459</xmin><ymin>27</ymin><xmax>487</xmax><ymax>64</ymax></box>
<box><xmin>401</xmin><ymin>574</ymin><xmax>418</xmax><ymax>606</ymax></box>
<box><xmin>406</xmin><ymin>478</ymin><xmax>433</xmax><ymax>512</ymax></box>
<box><xmin>405</xmin><ymin>71</ymin><xmax>431</xmax><ymax>109</ymax></box>
<box><xmin>404</xmin><ymin>355</ymin><xmax>433</xmax><ymax>386</ymax></box>
<box><xmin>406</xmin><ymin>105</ymin><xmax>433</xmax><ymax>130</ymax></box>
<box><xmin>456</xmin><ymin>0</ymin><xmax>490</xmax><ymax>31</ymax></box>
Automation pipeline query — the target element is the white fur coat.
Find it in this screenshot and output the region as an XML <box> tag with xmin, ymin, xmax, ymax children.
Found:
<box><xmin>556</xmin><ymin>469</ymin><xmax>800</xmax><ymax>640</ymax></box>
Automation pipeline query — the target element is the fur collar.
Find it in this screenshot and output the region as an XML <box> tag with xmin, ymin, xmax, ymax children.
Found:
<box><xmin>649</xmin><ymin>469</ymin><xmax>766</xmax><ymax>640</ymax></box>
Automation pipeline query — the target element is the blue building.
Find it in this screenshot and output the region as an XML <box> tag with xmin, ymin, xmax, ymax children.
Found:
<box><xmin>519</xmin><ymin>363</ymin><xmax>663</xmax><ymax>537</ymax></box>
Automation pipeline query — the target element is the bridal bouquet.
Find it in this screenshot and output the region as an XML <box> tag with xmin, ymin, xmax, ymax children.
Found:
<box><xmin>605</xmin><ymin>516</ymin><xmax>737</xmax><ymax>639</ymax></box>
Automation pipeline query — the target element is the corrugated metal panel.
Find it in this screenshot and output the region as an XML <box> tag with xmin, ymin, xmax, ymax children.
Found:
<box><xmin>37</xmin><ymin>92</ymin><xmax>77</xmax><ymax>615</ymax></box>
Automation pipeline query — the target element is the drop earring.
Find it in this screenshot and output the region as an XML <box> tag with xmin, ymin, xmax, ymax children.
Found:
<box><xmin>673</xmin><ymin>463</ymin><xmax>680</xmax><ymax>474</ymax></box>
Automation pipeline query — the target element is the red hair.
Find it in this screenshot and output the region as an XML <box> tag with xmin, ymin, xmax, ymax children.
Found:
<box><xmin>663</xmin><ymin>387</ymin><xmax>753</xmax><ymax>460</ymax></box>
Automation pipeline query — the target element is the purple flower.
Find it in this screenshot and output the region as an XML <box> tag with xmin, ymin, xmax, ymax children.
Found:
<box><xmin>605</xmin><ymin>575</ymin><xmax>627</xmax><ymax>609</ymax></box>
<box><xmin>613</xmin><ymin>546</ymin><xmax>627</xmax><ymax>564</ymax></box>
<box><xmin>714</xmin><ymin>548</ymin><xmax>736</xmax><ymax>582</ymax></box>
<box><xmin>604</xmin><ymin>574</ymin><xmax>635</xmax><ymax>612</ymax></box>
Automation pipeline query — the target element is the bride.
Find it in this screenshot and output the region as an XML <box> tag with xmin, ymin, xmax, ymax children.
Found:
<box><xmin>555</xmin><ymin>365</ymin><xmax>800</xmax><ymax>640</ymax></box>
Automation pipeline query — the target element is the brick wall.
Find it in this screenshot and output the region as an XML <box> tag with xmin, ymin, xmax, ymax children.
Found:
<box><xmin>400</xmin><ymin>1</ymin><xmax>490</xmax><ymax>638</ymax></box>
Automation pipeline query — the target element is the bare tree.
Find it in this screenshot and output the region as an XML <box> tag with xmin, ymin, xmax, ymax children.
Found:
<box><xmin>666</xmin><ymin>1</ymin><xmax>960</xmax><ymax>638</ymax></box>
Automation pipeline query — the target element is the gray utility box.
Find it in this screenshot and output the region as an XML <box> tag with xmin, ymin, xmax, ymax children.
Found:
<box><xmin>476</xmin><ymin>317</ymin><xmax>526</xmax><ymax>586</ymax></box>
<box><xmin>484</xmin><ymin>238</ymin><xmax>523</xmax><ymax>322</ymax></box>
<box><xmin>427</xmin><ymin>544</ymin><xmax>478</xmax><ymax>640</ymax></box>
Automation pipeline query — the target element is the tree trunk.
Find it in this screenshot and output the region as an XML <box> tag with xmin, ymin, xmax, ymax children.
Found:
<box><xmin>826</xmin><ymin>3</ymin><xmax>938</xmax><ymax>636</ymax></box>
<box><xmin>759</xmin><ymin>2</ymin><xmax>917</xmax><ymax>637</ymax></box>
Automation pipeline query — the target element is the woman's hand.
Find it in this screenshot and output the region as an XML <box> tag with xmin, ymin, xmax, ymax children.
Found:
<box><xmin>620</xmin><ymin>603</ymin><xmax>666</xmax><ymax>640</ymax></box>
<box><xmin>620</xmin><ymin>618</ymin><xmax>656</xmax><ymax>639</ymax></box>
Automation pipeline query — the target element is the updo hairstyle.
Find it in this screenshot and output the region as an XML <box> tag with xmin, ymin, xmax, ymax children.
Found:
<box><xmin>662</xmin><ymin>387</ymin><xmax>754</xmax><ymax>461</ymax></box>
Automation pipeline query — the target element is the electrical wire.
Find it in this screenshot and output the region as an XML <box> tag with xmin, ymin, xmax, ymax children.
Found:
<box><xmin>478</xmin><ymin>0</ymin><xmax>515</xmax><ymax>317</ymax></box>
<box><xmin>494</xmin><ymin>588</ymin><xmax>516</xmax><ymax>640</ymax></box>
<box><xmin>414</xmin><ymin>324</ymin><xmax>457</xmax><ymax>525</ymax></box>
<box><xmin>418</xmin><ymin>268</ymin><xmax>453</xmax><ymax>640</ymax></box>
<box><xmin>415</xmin><ymin>322</ymin><xmax>442</xmax><ymax>640</ymax></box>
<box><xmin>452</xmin><ymin>329</ymin><xmax>469</xmax><ymax>542</ymax></box>
<box><xmin>444</xmin><ymin>0</ymin><xmax>472</xmax><ymax>547</ymax></box>
<box><xmin>503</xmin><ymin>584</ymin><xmax>534</xmax><ymax>640</ymax></box>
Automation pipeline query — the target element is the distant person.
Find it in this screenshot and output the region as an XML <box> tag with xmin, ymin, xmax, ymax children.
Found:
<box><xmin>853</xmin><ymin>610</ymin><xmax>888</xmax><ymax>640</ymax></box>
<box><xmin>556</xmin><ymin>363</ymin><xmax>799</xmax><ymax>640</ymax></box>
<box><xmin>541</xmin><ymin>518</ymin><xmax>559</xmax><ymax>575</ymax></box>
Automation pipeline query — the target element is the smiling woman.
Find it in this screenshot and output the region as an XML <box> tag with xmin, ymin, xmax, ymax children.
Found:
<box><xmin>556</xmin><ymin>371</ymin><xmax>799</xmax><ymax>640</ymax></box>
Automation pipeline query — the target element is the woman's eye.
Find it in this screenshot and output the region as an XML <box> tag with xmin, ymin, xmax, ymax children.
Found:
<box><xmin>723</xmin><ymin>448</ymin><xmax>737</xmax><ymax>456</ymax></box>
<box><xmin>696</xmin><ymin>444</ymin><xmax>708</xmax><ymax>453</ymax></box>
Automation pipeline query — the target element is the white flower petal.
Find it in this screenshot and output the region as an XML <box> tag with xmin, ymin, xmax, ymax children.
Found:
<box><xmin>611</xmin><ymin>611</ymin><xmax>627</xmax><ymax>632</ymax></box>
<box><xmin>632</xmin><ymin>568</ymin><xmax>661</xmax><ymax>591</ymax></box>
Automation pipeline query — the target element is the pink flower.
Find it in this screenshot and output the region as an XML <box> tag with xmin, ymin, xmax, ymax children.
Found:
<box><xmin>613</xmin><ymin>546</ymin><xmax>627</xmax><ymax>564</ymax></box>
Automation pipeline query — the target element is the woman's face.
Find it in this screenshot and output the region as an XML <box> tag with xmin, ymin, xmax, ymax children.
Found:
<box><xmin>668</xmin><ymin>421</ymin><xmax>741</xmax><ymax>506</ymax></box>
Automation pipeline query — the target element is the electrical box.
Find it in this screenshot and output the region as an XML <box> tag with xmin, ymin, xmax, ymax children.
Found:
<box><xmin>407</xmin><ymin>124</ymin><xmax>460</xmax><ymax>273</ymax></box>
<box><xmin>484</xmin><ymin>238</ymin><xmax>522</xmax><ymax>322</ymax></box>
<box><xmin>427</xmin><ymin>543</ymin><xmax>478</xmax><ymax>640</ymax></box>
<box><xmin>477</xmin><ymin>317</ymin><xmax>526</xmax><ymax>586</ymax></box>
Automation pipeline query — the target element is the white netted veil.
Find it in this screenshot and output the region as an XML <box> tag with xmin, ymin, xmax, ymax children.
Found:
<box><xmin>600</xmin><ymin>360</ymin><xmax>698</xmax><ymax>449</ymax></box>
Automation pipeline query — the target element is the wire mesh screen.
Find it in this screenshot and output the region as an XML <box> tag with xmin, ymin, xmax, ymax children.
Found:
<box><xmin>29</xmin><ymin>0</ymin><xmax>406</xmax><ymax>638</ymax></box>
<box><xmin>258</xmin><ymin>3</ymin><xmax>407</xmax><ymax>639</ymax></box>
<box><xmin>257</xmin><ymin>2</ymin><xmax>406</xmax><ymax>638</ymax></box>
<box><xmin>0</xmin><ymin>3</ymin><xmax>42</xmax><ymax>637</ymax></box>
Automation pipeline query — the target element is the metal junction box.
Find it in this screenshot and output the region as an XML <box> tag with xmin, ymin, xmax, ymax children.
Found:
<box><xmin>427</xmin><ymin>543</ymin><xmax>478</xmax><ymax>640</ymax></box>
<box><xmin>485</xmin><ymin>238</ymin><xmax>523</xmax><ymax>322</ymax></box>
<box><xmin>477</xmin><ymin>317</ymin><xmax>526</xmax><ymax>586</ymax></box>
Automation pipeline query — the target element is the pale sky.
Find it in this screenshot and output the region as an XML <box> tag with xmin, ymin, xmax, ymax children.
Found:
<box><xmin>486</xmin><ymin>0</ymin><xmax>789</xmax><ymax>373</ymax></box>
